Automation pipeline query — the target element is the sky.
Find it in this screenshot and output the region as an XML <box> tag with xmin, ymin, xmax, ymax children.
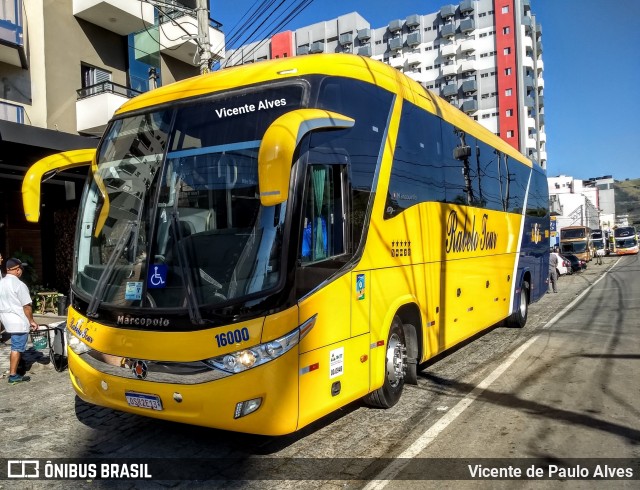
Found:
<box><xmin>209</xmin><ymin>0</ymin><xmax>640</xmax><ymax>182</ymax></box>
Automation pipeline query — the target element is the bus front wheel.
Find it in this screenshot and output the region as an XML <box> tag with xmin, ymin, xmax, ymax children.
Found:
<box><xmin>365</xmin><ymin>316</ymin><xmax>406</xmax><ymax>408</ymax></box>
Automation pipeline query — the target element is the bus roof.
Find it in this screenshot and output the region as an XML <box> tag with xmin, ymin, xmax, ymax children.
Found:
<box><xmin>116</xmin><ymin>54</ymin><xmax>531</xmax><ymax>167</ymax></box>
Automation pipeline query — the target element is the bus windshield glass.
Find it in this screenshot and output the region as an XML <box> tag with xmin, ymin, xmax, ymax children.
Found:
<box><xmin>74</xmin><ymin>84</ymin><xmax>305</xmax><ymax>313</ymax></box>
<box><xmin>561</xmin><ymin>241</ymin><xmax>588</xmax><ymax>254</ymax></box>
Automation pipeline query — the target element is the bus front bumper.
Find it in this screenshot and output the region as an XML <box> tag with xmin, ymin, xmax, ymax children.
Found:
<box><xmin>67</xmin><ymin>348</ymin><xmax>300</xmax><ymax>435</ymax></box>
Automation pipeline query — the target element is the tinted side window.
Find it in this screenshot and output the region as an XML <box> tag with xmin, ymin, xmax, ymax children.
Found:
<box><xmin>387</xmin><ymin>100</ymin><xmax>532</xmax><ymax>217</ymax></box>
<box><xmin>311</xmin><ymin>76</ymin><xmax>394</xmax><ymax>248</ymax></box>
<box><xmin>526</xmin><ymin>169</ymin><xmax>549</xmax><ymax>217</ymax></box>
<box><xmin>386</xmin><ymin>101</ymin><xmax>445</xmax><ymax>218</ymax></box>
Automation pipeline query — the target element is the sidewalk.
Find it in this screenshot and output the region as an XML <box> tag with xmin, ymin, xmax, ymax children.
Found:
<box><xmin>1</xmin><ymin>312</ymin><xmax>67</xmax><ymax>377</ymax></box>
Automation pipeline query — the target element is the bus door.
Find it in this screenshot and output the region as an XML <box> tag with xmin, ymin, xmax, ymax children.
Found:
<box><xmin>296</xmin><ymin>153</ymin><xmax>370</xmax><ymax>428</ymax></box>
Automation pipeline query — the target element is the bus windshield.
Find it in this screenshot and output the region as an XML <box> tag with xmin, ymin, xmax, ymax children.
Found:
<box><xmin>561</xmin><ymin>241</ymin><xmax>588</xmax><ymax>254</ymax></box>
<box><xmin>74</xmin><ymin>84</ymin><xmax>304</xmax><ymax>315</ymax></box>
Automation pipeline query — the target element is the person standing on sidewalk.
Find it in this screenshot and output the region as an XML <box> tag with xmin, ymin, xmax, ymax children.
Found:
<box><xmin>548</xmin><ymin>252</ymin><xmax>558</xmax><ymax>293</ymax></box>
<box><xmin>0</xmin><ymin>258</ymin><xmax>38</xmax><ymax>384</ymax></box>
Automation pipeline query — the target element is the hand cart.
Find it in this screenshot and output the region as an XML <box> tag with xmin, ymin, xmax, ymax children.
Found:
<box><xmin>30</xmin><ymin>322</ymin><xmax>68</xmax><ymax>372</ymax></box>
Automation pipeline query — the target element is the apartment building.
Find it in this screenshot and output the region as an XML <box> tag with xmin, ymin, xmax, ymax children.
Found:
<box><xmin>548</xmin><ymin>175</ymin><xmax>601</xmax><ymax>248</ymax></box>
<box><xmin>224</xmin><ymin>0</ymin><xmax>546</xmax><ymax>170</ymax></box>
<box><xmin>0</xmin><ymin>0</ymin><xmax>224</xmax><ymax>290</ymax></box>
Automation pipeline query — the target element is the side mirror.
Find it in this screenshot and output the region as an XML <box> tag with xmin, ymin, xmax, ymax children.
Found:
<box><xmin>257</xmin><ymin>109</ymin><xmax>354</xmax><ymax>206</ymax></box>
<box><xmin>23</xmin><ymin>149</ymin><xmax>97</xmax><ymax>223</ymax></box>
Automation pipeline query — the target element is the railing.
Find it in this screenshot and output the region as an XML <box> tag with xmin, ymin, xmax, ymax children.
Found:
<box><xmin>76</xmin><ymin>81</ymin><xmax>142</xmax><ymax>100</ymax></box>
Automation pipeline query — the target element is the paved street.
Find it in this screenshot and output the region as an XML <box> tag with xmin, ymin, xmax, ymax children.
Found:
<box><xmin>0</xmin><ymin>256</ymin><xmax>637</xmax><ymax>488</ymax></box>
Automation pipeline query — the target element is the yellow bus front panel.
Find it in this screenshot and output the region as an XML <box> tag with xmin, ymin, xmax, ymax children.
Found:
<box><xmin>68</xmin><ymin>343</ymin><xmax>301</xmax><ymax>436</ymax></box>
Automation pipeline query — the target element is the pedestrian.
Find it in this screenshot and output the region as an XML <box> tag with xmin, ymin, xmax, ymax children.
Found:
<box><xmin>595</xmin><ymin>247</ymin><xmax>604</xmax><ymax>265</ymax></box>
<box><xmin>548</xmin><ymin>252</ymin><xmax>558</xmax><ymax>293</ymax></box>
<box><xmin>0</xmin><ymin>258</ymin><xmax>38</xmax><ymax>384</ymax></box>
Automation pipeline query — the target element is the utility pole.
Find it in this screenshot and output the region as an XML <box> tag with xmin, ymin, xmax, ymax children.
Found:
<box><xmin>196</xmin><ymin>0</ymin><xmax>211</xmax><ymax>74</ymax></box>
<box><xmin>142</xmin><ymin>0</ymin><xmax>212</xmax><ymax>74</ymax></box>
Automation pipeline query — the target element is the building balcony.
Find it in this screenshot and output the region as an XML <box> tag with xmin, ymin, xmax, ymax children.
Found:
<box><xmin>388</xmin><ymin>37</ymin><xmax>404</xmax><ymax>51</ymax></box>
<box><xmin>357</xmin><ymin>28</ymin><xmax>371</xmax><ymax>41</ymax></box>
<box><xmin>526</xmin><ymin>117</ymin><xmax>535</xmax><ymax>129</ymax></box>
<box><xmin>407</xmin><ymin>31</ymin><xmax>421</xmax><ymax>47</ymax></box>
<box><xmin>0</xmin><ymin>101</ymin><xmax>25</xmax><ymax>124</ymax></box>
<box><xmin>440</xmin><ymin>5</ymin><xmax>456</xmax><ymax>20</ymax></box>
<box><xmin>158</xmin><ymin>13</ymin><xmax>225</xmax><ymax>64</ymax></box>
<box><xmin>524</xmin><ymin>75</ymin><xmax>535</xmax><ymax>89</ymax></box>
<box><xmin>537</xmin><ymin>77</ymin><xmax>545</xmax><ymax>88</ymax></box>
<box><xmin>461</xmin><ymin>99</ymin><xmax>478</xmax><ymax>113</ymax></box>
<box><xmin>540</xmin><ymin>150</ymin><xmax>547</xmax><ymax>162</ymax></box>
<box><xmin>76</xmin><ymin>81</ymin><xmax>141</xmax><ymax>135</ymax></box>
<box><xmin>460</xmin><ymin>0</ymin><xmax>474</xmax><ymax>14</ymax></box>
<box><xmin>460</xmin><ymin>18</ymin><xmax>475</xmax><ymax>34</ymax></box>
<box><xmin>440</xmin><ymin>43</ymin><xmax>457</xmax><ymax>58</ymax></box>
<box><xmin>526</xmin><ymin>136</ymin><xmax>537</xmax><ymax>149</ymax></box>
<box><xmin>539</xmin><ymin>131</ymin><xmax>547</xmax><ymax>143</ymax></box>
<box><xmin>459</xmin><ymin>60</ymin><xmax>476</xmax><ymax>74</ymax></box>
<box><xmin>525</xmin><ymin>96</ymin><xmax>535</xmax><ymax>108</ymax></box>
<box><xmin>538</xmin><ymin>95</ymin><xmax>544</xmax><ymax>107</ymax></box>
<box><xmin>441</xmin><ymin>83</ymin><xmax>458</xmax><ymax>97</ymax></box>
<box><xmin>441</xmin><ymin>63</ymin><xmax>459</xmax><ymax>78</ymax></box>
<box><xmin>339</xmin><ymin>33</ymin><xmax>353</xmax><ymax>46</ymax></box>
<box><xmin>406</xmin><ymin>52</ymin><xmax>422</xmax><ymax>66</ymax></box>
<box><xmin>461</xmin><ymin>79</ymin><xmax>477</xmax><ymax>94</ymax></box>
<box><xmin>0</xmin><ymin>0</ymin><xmax>26</xmax><ymax>68</ymax></box>
<box><xmin>536</xmin><ymin>59</ymin><xmax>544</xmax><ymax>72</ymax></box>
<box><xmin>460</xmin><ymin>39</ymin><xmax>475</xmax><ymax>53</ymax></box>
<box><xmin>406</xmin><ymin>14</ymin><xmax>420</xmax><ymax>29</ymax></box>
<box><xmin>441</xmin><ymin>23</ymin><xmax>456</xmax><ymax>39</ymax></box>
<box><xmin>523</xmin><ymin>56</ymin><xmax>534</xmax><ymax>69</ymax></box>
<box><xmin>523</xmin><ymin>36</ymin><xmax>533</xmax><ymax>50</ymax></box>
<box><xmin>358</xmin><ymin>45</ymin><xmax>372</xmax><ymax>57</ymax></box>
<box><xmin>389</xmin><ymin>19</ymin><xmax>403</xmax><ymax>33</ymax></box>
<box><xmin>309</xmin><ymin>41</ymin><xmax>324</xmax><ymax>54</ymax></box>
<box><xmin>389</xmin><ymin>56</ymin><xmax>404</xmax><ymax>69</ymax></box>
<box><xmin>296</xmin><ymin>45</ymin><xmax>309</xmax><ymax>56</ymax></box>
<box><xmin>73</xmin><ymin>0</ymin><xmax>154</xmax><ymax>36</ymax></box>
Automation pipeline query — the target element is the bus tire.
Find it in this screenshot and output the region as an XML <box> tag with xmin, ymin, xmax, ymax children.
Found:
<box><xmin>506</xmin><ymin>280</ymin><xmax>529</xmax><ymax>328</ymax></box>
<box><xmin>364</xmin><ymin>316</ymin><xmax>406</xmax><ymax>408</ymax></box>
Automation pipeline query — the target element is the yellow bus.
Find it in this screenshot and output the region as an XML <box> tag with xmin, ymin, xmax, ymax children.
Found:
<box><xmin>560</xmin><ymin>225</ymin><xmax>592</xmax><ymax>262</ymax></box>
<box><xmin>23</xmin><ymin>54</ymin><xmax>549</xmax><ymax>435</ymax></box>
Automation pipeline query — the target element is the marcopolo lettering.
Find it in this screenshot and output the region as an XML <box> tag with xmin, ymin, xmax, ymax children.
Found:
<box><xmin>117</xmin><ymin>316</ymin><xmax>171</xmax><ymax>327</ymax></box>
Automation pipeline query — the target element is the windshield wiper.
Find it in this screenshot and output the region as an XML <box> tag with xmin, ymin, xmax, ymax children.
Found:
<box><xmin>169</xmin><ymin>208</ymin><xmax>205</xmax><ymax>325</ymax></box>
<box><xmin>87</xmin><ymin>220</ymin><xmax>137</xmax><ymax>318</ymax></box>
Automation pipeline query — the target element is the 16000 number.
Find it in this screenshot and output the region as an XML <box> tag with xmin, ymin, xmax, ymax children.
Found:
<box><xmin>215</xmin><ymin>327</ymin><xmax>250</xmax><ymax>347</ymax></box>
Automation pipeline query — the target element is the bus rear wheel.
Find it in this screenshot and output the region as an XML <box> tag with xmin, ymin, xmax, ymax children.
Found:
<box><xmin>364</xmin><ymin>316</ymin><xmax>406</xmax><ymax>408</ymax></box>
<box><xmin>506</xmin><ymin>280</ymin><xmax>529</xmax><ymax>328</ymax></box>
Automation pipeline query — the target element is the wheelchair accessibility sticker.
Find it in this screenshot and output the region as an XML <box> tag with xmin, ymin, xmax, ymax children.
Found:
<box><xmin>147</xmin><ymin>264</ymin><xmax>168</xmax><ymax>289</ymax></box>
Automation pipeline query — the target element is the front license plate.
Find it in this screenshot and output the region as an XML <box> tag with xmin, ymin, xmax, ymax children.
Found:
<box><xmin>125</xmin><ymin>391</ymin><xmax>163</xmax><ymax>411</ymax></box>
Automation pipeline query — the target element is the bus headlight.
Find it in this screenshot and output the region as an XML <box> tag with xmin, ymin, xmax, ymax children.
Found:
<box><xmin>205</xmin><ymin>314</ymin><xmax>317</xmax><ymax>374</ymax></box>
<box><xmin>66</xmin><ymin>329</ymin><xmax>91</xmax><ymax>355</ymax></box>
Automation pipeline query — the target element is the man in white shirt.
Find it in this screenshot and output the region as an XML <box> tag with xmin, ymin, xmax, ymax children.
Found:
<box><xmin>0</xmin><ymin>258</ymin><xmax>38</xmax><ymax>384</ymax></box>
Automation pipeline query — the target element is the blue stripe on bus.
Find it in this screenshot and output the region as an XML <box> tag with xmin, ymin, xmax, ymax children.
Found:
<box><xmin>167</xmin><ymin>140</ymin><xmax>261</xmax><ymax>159</ymax></box>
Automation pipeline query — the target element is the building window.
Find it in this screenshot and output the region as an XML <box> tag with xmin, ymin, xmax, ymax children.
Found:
<box><xmin>506</xmin><ymin>109</ymin><xmax>513</xmax><ymax>117</ymax></box>
<box><xmin>503</xmin><ymin>47</ymin><xmax>511</xmax><ymax>55</ymax></box>
<box><xmin>81</xmin><ymin>64</ymin><xmax>111</xmax><ymax>96</ymax></box>
<box><xmin>506</xmin><ymin>130</ymin><xmax>514</xmax><ymax>137</ymax></box>
<box><xmin>502</xmin><ymin>6</ymin><xmax>509</xmax><ymax>14</ymax></box>
<box><xmin>503</xmin><ymin>27</ymin><xmax>510</xmax><ymax>34</ymax></box>
<box><xmin>505</xmin><ymin>88</ymin><xmax>512</xmax><ymax>96</ymax></box>
<box><xmin>505</xmin><ymin>67</ymin><xmax>512</xmax><ymax>75</ymax></box>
